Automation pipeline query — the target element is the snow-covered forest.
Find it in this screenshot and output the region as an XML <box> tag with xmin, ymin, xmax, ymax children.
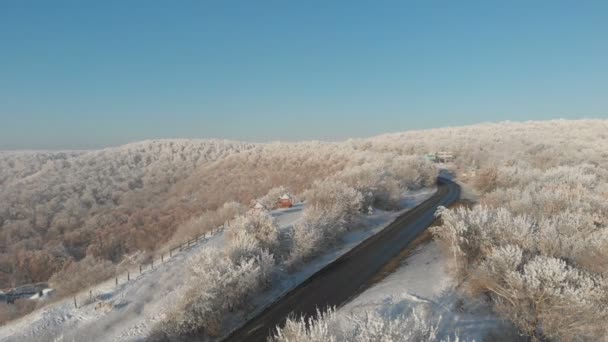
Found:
<box><xmin>0</xmin><ymin>138</ymin><xmax>436</xmax><ymax>325</ymax></box>
<box><xmin>2</xmin><ymin>119</ymin><xmax>608</xmax><ymax>341</ymax></box>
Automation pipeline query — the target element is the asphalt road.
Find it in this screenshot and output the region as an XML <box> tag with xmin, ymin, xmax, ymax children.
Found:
<box><xmin>222</xmin><ymin>177</ymin><xmax>461</xmax><ymax>342</ymax></box>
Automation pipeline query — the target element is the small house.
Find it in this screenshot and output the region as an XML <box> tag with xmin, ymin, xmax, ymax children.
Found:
<box><xmin>248</xmin><ymin>202</ymin><xmax>267</xmax><ymax>214</ymax></box>
<box><xmin>277</xmin><ymin>194</ymin><xmax>293</xmax><ymax>208</ymax></box>
<box><xmin>436</xmin><ymin>151</ymin><xmax>454</xmax><ymax>163</ymax></box>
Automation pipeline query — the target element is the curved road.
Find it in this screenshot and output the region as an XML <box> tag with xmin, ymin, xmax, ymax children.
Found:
<box><xmin>222</xmin><ymin>177</ymin><xmax>461</xmax><ymax>342</ymax></box>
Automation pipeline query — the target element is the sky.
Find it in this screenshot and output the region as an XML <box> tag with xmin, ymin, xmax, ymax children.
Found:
<box><xmin>1</xmin><ymin>1</ymin><xmax>607</xmax><ymax>149</ymax></box>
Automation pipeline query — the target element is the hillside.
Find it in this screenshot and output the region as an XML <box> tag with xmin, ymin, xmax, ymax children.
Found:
<box><xmin>2</xmin><ymin>119</ymin><xmax>608</xmax><ymax>341</ymax></box>
<box><xmin>0</xmin><ymin>140</ymin><xmax>255</xmax><ymax>290</ymax></box>
<box><xmin>0</xmin><ymin>137</ymin><xmax>437</xmax><ymax>326</ymax></box>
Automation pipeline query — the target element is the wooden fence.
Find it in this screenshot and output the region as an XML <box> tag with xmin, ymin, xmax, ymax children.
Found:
<box><xmin>72</xmin><ymin>226</ymin><xmax>225</xmax><ymax>308</ymax></box>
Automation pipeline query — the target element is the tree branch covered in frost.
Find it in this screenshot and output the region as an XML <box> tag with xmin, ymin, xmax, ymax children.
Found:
<box><xmin>478</xmin><ymin>246</ymin><xmax>608</xmax><ymax>340</ymax></box>
<box><xmin>153</xmin><ymin>248</ymin><xmax>275</xmax><ymax>339</ymax></box>
<box><xmin>270</xmin><ymin>306</ymin><xmax>462</xmax><ymax>342</ymax></box>
<box><xmin>226</xmin><ymin>211</ymin><xmax>280</xmax><ymax>256</ymax></box>
<box><xmin>288</xmin><ymin>180</ymin><xmax>363</xmax><ymax>267</ymax></box>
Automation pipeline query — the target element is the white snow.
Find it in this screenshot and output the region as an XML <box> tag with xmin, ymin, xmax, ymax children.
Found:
<box><xmin>0</xmin><ymin>188</ymin><xmax>435</xmax><ymax>342</ymax></box>
<box><xmin>28</xmin><ymin>289</ymin><xmax>55</xmax><ymax>301</ymax></box>
<box><xmin>270</xmin><ymin>202</ymin><xmax>304</xmax><ymax>229</ymax></box>
<box><xmin>335</xmin><ymin>240</ymin><xmax>518</xmax><ymax>341</ymax></box>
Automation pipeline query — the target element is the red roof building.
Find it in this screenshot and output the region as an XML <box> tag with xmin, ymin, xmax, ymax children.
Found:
<box><xmin>277</xmin><ymin>194</ymin><xmax>293</xmax><ymax>208</ymax></box>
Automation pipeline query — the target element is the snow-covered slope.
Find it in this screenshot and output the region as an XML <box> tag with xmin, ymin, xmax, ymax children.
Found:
<box><xmin>0</xmin><ymin>188</ymin><xmax>435</xmax><ymax>342</ymax></box>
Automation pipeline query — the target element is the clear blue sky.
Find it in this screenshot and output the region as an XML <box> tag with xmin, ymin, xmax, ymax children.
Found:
<box><xmin>1</xmin><ymin>1</ymin><xmax>607</xmax><ymax>149</ymax></box>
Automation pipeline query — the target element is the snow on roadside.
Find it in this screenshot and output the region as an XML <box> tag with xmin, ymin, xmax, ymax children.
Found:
<box><xmin>335</xmin><ymin>240</ymin><xmax>520</xmax><ymax>341</ymax></box>
<box><xmin>0</xmin><ymin>188</ymin><xmax>435</xmax><ymax>342</ymax></box>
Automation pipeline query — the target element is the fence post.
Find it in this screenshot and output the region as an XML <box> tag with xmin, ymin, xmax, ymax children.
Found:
<box><xmin>89</xmin><ymin>289</ymin><xmax>92</xmax><ymax>302</ymax></box>
<box><xmin>115</xmin><ymin>277</ymin><xmax>118</xmax><ymax>286</ymax></box>
<box><xmin>127</xmin><ymin>271</ymin><xmax>130</xmax><ymax>281</ymax></box>
<box><xmin>161</xmin><ymin>253</ymin><xmax>164</xmax><ymax>263</ymax></box>
<box><xmin>74</xmin><ymin>296</ymin><xmax>77</xmax><ymax>308</ymax></box>
<box><xmin>140</xmin><ymin>264</ymin><xmax>142</xmax><ymax>274</ymax></box>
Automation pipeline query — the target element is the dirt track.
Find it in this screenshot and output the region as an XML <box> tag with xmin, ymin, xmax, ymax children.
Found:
<box><xmin>221</xmin><ymin>178</ymin><xmax>461</xmax><ymax>342</ymax></box>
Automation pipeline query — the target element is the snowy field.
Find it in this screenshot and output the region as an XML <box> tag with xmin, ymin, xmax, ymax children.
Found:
<box><xmin>0</xmin><ymin>188</ymin><xmax>435</xmax><ymax>342</ymax></box>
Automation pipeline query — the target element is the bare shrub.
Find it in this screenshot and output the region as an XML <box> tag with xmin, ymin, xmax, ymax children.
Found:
<box><xmin>0</xmin><ymin>300</ymin><xmax>37</xmax><ymax>326</ymax></box>
<box><xmin>48</xmin><ymin>256</ymin><xmax>116</xmax><ymax>297</ymax></box>
<box><xmin>169</xmin><ymin>201</ymin><xmax>245</xmax><ymax>245</ymax></box>
<box><xmin>473</xmin><ymin>167</ymin><xmax>498</xmax><ymax>193</ymax></box>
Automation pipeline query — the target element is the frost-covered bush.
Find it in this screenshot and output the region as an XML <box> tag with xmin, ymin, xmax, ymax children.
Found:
<box><xmin>433</xmin><ymin>145</ymin><xmax>608</xmax><ymax>340</ymax></box>
<box><xmin>432</xmin><ymin>206</ymin><xmax>537</xmax><ymax>269</ymax></box>
<box><xmin>335</xmin><ymin>156</ymin><xmax>437</xmax><ymax>210</ymax></box>
<box><xmin>155</xmin><ymin>248</ymin><xmax>275</xmax><ymax>338</ymax></box>
<box><xmin>302</xmin><ymin>180</ymin><xmax>363</xmax><ymax>221</ymax></box>
<box><xmin>225</xmin><ymin>229</ymin><xmax>262</xmax><ymax>263</ymax></box>
<box><xmin>270</xmin><ymin>306</ymin><xmax>459</xmax><ymax>342</ymax></box>
<box><xmin>226</xmin><ymin>211</ymin><xmax>280</xmax><ymax>255</ymax></box>
<box><xmin>156</xmin><ymin>212</ymin><xmax>280</xmax><ymax>339</ymax></box>
<box><xmin>271</xmin><ymin>309</ymin><xmax>338</xmax><ymax>342</ymax></box>
<box><xmin>289</xmin><ymin>180</ymin><xmax>363</xmax><ymax>267</ymax></box>
<box><xmin>478</xmin><ymin>246</ymin><xmax>608</xmax><ymax>340</ymax></box>
<box><xmin>435</xmin><ymin>204</ymin><xmax>608</xmax><ymax>273</ymax></box>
